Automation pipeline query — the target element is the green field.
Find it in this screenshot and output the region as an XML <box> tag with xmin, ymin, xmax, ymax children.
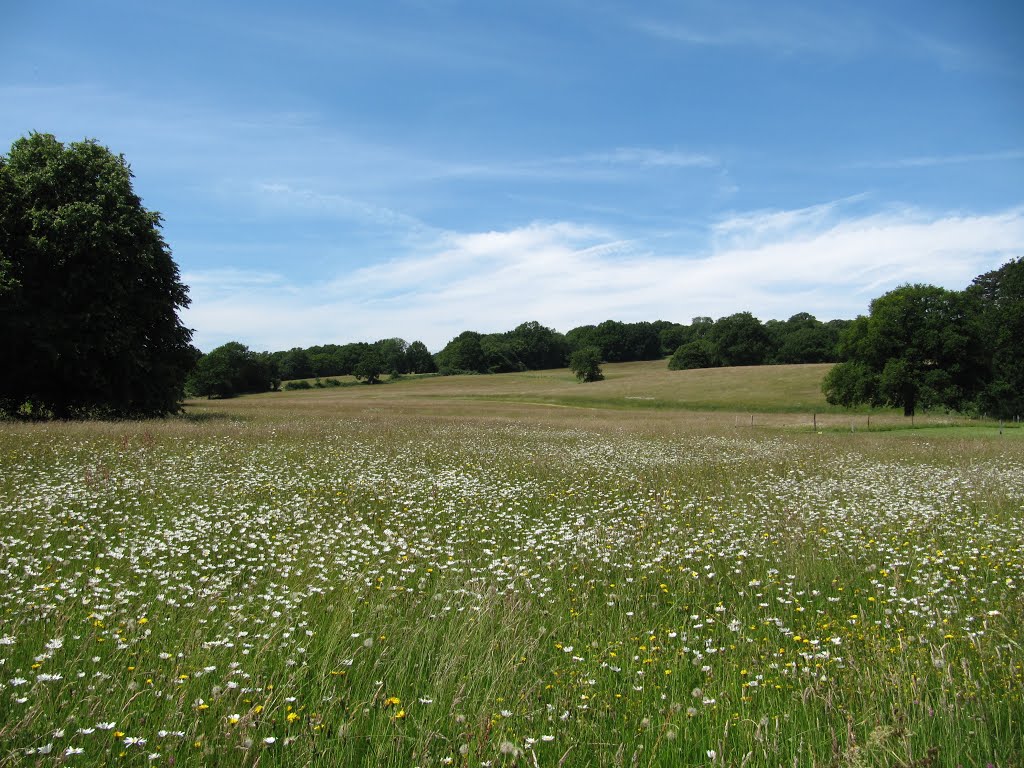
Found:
<box><xmin>1</xmin><ymin>363</ymin><xmax>1022</xmax><ymax>766</ymax></box>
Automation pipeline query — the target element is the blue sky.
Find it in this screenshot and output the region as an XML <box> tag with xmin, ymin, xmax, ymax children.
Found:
<box><xmin>3</xmin><ymin>0</ymin><xmax>1023</xmax><ymax>351</ymax></box>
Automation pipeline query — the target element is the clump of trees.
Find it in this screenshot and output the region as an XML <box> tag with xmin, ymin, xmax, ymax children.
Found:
<box><xmin>0</xmin><ymin>134</ymin><xmax>195</xmax><ymax>418</ymax></box>
<box><xmin>269</xmin><ymin>338</ymin><xmax>437</xmax><ymax>381</ymax></box>
<box><xmin>665</xmin><ymin>313</ymin><xmax>849</xmax><ymax>371</ymax></box>
<box><xmin>822</xmin><ymin>259</ymin><xmax>1024</xmax><ymax>418</ymax></box>
<box><xmin>434</xmin><ymin>321</ymin><xmax>571</xmax><ymax>374</ymax></box>
<box><xmin>186</xmin><ymin>335</ymin><xmax>438</xmax><ymax>396</ymax></box>
<box><xmin>186</xmin><ymin>342</ymin><xmax>278</xmax><ymax>398</ymax></box>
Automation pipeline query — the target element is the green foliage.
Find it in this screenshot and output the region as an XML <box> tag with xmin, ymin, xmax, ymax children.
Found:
<box><xmin>405</xmin><ymin>340</ymin><xmax>437</xmax><ymax>374</ymax></box>
<box><xmin>353</xmin><ymin>348</ymin><xmax>384</xmax><ymax>384</ymax></box>
<box><xmin>436</xmin><ymin>322</ymin><xmax>569</xmax><ymax>374</ymax></box>
<box><xmin>668</xmin><ymin>339</ymin><xmax>716</xmax><ymax>370</ymax></box>
<box><xmin>968</xmin><ymin>257</ymin><xmax>1024</xmax><ymax>419</ymax></box>
<box><xmin>278</xmin><ymin>347</ymin><xmax>314</xmax><ymax>381</ymax></box>
<box><xmin>821</xmin><ymin>361</ymin><xmax>877</xmax><ymax>408</ymax></box>
<box><xmin>569</xmin><ymin>346</ymin><xmax>604</xmax><ymax>382</ymax></box>
<box><xmin>709</xmin><ymin>311</ymin><xmax>772</xmax><ymax>366</ymax></box>
<box><xmin>375</xmin><ymin>337</ymin><xmax>409</xmax><ymax>375</ymax></box>
<box><xmin>824</xmin><ymin>284</ymin><xmax>982</xmax><ymax>416</ymax></box>
<box><xmin>769</xmin><ymin>313</ymin><xmax>841</xmax><ymax>364</ymax></box>
<box><xmin>187</xmin><ymin>342</ymin><xmax>275</xmax><ymax>398</ymax></box>
<box><xmin>0</xmin><ymin>133</ymin><xmax>194</xmax><ymax>418</ymax></box>
<box><xmin>505</xmin><ymin>320</ymin><xmax>570</xmax><ymax>370</ymax></box>
<box><xmin>566</xmin><ymin>320</ymin><xmax>661</xmax><ymax>363</ymax></box>
<box><xmin>283</xmin><ymin>379</ymin><xmax>312</xmax><ymax>390</ymax></box>
<box><xmin>435</xmin><ymin>330</ymin><xmax>487</xmax><ymax>373</ymax></box>
<box><xmin>302</xmin><ymin>342</ymin><xmax>368</xmax><ymax>377</ymax></box>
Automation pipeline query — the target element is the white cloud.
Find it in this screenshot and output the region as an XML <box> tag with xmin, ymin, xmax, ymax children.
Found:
<box><xmin>182</xmin><ymin>201</ymin><xmax>1024</xmax><ymax>352</ymax></box>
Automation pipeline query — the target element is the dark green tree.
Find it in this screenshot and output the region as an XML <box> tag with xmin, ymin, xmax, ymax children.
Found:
<box><xmin>480</xmin><ymin>333</ymin><xmax>524</xmax><ymax>373</ymax></box>
<box><xmin>770</xmin><ymin>313</ymin><xmax>838</xmax><ymax>364</ymax></box>
<box><xmin>822</xmin><ymin>284</ymin><xmax>981</xmax><ymax>416</ymax></box>
<box><xmin>307</xmin><ymin>344</ymin><xmax>345</xmax><ymax>377</ymax></box>
<box><xmin>436</xmin><ymin>331</ymin><xmax>486</xmax><ymax>373</ymax></box>
<box><xmin>568</xmin><ymin>320</ymin><xmax>661</xmax><ymax>363</ymax></box>
<box><xmin>658</xmin><ymin>323</ymin><xmax>688</xmax><ymax>357</ymax></box>
<box><xmin>819</xmin><ymin>360</ymin><xmax>876</xmax><ymax>408</ymax></box>
<box><xmin>565</xmin><ymin>324</ymin><xmax>598</xmax><ymax>353</ymax></box>
<box><xmin>569</xmin><ymin>346</ymin><xmax>604</xmax><ymax>382</ymax></box>
<box><xmin>278</xmin><ymin>347</ymin><xmax>314</xmax><ymax>381</ymax></box>
<box><xmin>0</xmin><ymin>133</ymin><xmax>194</xmax><ymax>418</ymax></box>
<box><xmin>967</xmin><ymin>258</ymin><xmax>1024</xmax><ymax>419</ymax></box>
<box><xmin>374</xmin><ymin>338</ymin><xmax>409</xmax><ymax>375</ymax></box>
<box><xmin>709</xmin><ymin>312</ymin><xmax>772</xmax><ymax>367</ymax></box>
<box><xmin>405</xmin><ymin>340</ymin><xmax>437</xmax><ymax>374</ymax></box>
<box><xmin>506</xmin><ymin>321</ymin><xmax>570</xmax><ymax>370</ymax></box>
<box><xmin>186</xmin><ymin>342</ymin><xmax>274</xmax><ymax>398</ymax></box>
<box><xmin>353</xmin><ymin>348</ymin><xmax>384</xmax><ymax>384</ymax></box>
<box><xmin>668</xmin><ymin>339</ymin><xmax>716</xmax><ymax>370</ymax></box>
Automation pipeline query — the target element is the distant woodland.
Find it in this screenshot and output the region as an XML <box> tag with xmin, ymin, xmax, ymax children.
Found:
<box><xmin>3</xmin><ymin>135</ymin><xmax>1021</xmax><ymax>420</ymax></box>
<box><xmin>191</xmin><ymin>311</ymin><xmax>851</xmax><ymax>400</ymax></box>
<box><xmin>186</xmin><ymin>252</ymin><xmax>1024</xmax><ymax>422</ymax></box>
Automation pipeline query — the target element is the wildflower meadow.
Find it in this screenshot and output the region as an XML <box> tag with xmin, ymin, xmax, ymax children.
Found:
<box><xmin>1</xmin><ymin>376</ymin><xmax>1022</xmax><ymax>766</ymax></box>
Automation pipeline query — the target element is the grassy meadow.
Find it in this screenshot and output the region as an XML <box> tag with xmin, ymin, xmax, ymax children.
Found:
<box><xmin>1</xmin><ymin>362</ymin><xmax>1022</xmax><ymax>766</ymax></box>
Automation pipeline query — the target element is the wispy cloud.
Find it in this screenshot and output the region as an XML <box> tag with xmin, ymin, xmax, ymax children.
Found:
<box><xmin>253</xmin><ymin>182</ymin><xmax>429</xmax><ymax>230</ymax></box>
<box><xmin>182</xmin><ymin>201</ymin><xmax>1024</xmax><ymax>352</ymax></box>
<box><xmin>630</xmin><ymin>4</ymin><xmax>873</xmax><ymax>57</ymax></box>
<box><xmin>437</xmin><ymin>146</ymin><xmax>717</xmax><ymax>183</ymax></box>
<box><xmin>850</xmin><ymin>149</ymin><xmax>1024</xmax><ymax>170</ymax></box>
<box><xmin>575</xmin><ymin>147</ymin><xmax>716</xmax><ymax>169</ymax></box>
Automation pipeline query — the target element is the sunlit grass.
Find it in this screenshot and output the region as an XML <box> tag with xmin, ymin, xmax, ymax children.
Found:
<box><xmin>1</xmin><ymin>374</ymin><xmax>1021</xmax><ymax>766</ymax></box>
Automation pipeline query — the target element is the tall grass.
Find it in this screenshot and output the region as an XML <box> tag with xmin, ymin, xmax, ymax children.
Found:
<box><xmin>0</xmin><ymin>383</ymin><xmax>1021</xmax><ymax>766</ymax></box>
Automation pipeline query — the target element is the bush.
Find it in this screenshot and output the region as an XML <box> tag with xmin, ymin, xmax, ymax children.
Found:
<box><xmin>668</xmin><ymin>340</ymin><xmax>716</xmax><ymax>370</ymax></box>
<box><xmin>283</xmin><ymin>380</ymin><xmax>312</xmax><ymax>390</ymax></box>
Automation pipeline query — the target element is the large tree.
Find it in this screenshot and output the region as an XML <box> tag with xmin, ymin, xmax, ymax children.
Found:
<box><xmin>405</xmin><ymin>340</ymin><xmax>437</xmax><ymax>374</ymax></box>
<box><xmin>709</xmin><ymin>312</ymin><xmax>772</xmax><ymax>367</ymax></box>
<box><xmin>0</xmin><ymin>133</ymin><xmax>194</xmax><ymax>418</ymax></box>
<box><xmin>435</xmin><ymin>330</ymin><xmax>487</xmax><ymax>373</ymax></box>
<box><xmin>569</xmin><ymin>346</ymin><xmax>603</xmax><ymax>382</ymax></box>
<box><xmin>967</xmin><ymin>257</ymin><xmax>1024</xmax><ymax>419</ymax></box>
<box><xmin>822</xmin><ymin>284</ymin><xmax>982</xmax><ymax>416</ymax></box>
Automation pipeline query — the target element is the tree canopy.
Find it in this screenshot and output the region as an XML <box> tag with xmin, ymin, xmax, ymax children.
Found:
<box><xmin>967</xmin><ymin>257</ymin><xmax>1024</xmax><ymax>419</ymax></box>
<box><xmin>569</xmin><ymin>346</ymin><xmax>604</xmax><ymax>382</ymax></box>
<box><xmin>186</xmin><ymin>342</ymin><xmax>276</xmax><ymax>398</ymax></box>
<box><xmin>0</xmin><ymin>133</ymin><xmax>194</xmax><ymax>418</ymax></box>
<box><xmin>822</xmin><ymin>284</ymin><xmax>984</xmax><ymax>416</ymax></box>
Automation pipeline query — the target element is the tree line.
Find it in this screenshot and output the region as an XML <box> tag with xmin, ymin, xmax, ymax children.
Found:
<box><xmin>3</xmin><ymin>134</ymin><xmax>1020</xmax><ymax>420</ymax></box>
<box><xmin>187</xmin><ymin>313</ymin><xmax>852</xmax><ymax>398</ymax></box>
<box><xmin>185</xmin><ymin>338</ymin><xmax>438</xmax><ymax>398</ymax></box>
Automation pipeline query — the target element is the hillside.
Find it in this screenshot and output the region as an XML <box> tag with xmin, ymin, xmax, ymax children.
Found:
<box><xmin>255</xmin><ymin>360</ymin><xmax>833</xmax><ymax>412</ymax></box>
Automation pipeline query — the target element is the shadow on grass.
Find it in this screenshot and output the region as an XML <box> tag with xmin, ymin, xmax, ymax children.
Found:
<box><xmin>174</xmin><ymin>410</ymin><xmax>236</xmax><ymax>423</ymax></box>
